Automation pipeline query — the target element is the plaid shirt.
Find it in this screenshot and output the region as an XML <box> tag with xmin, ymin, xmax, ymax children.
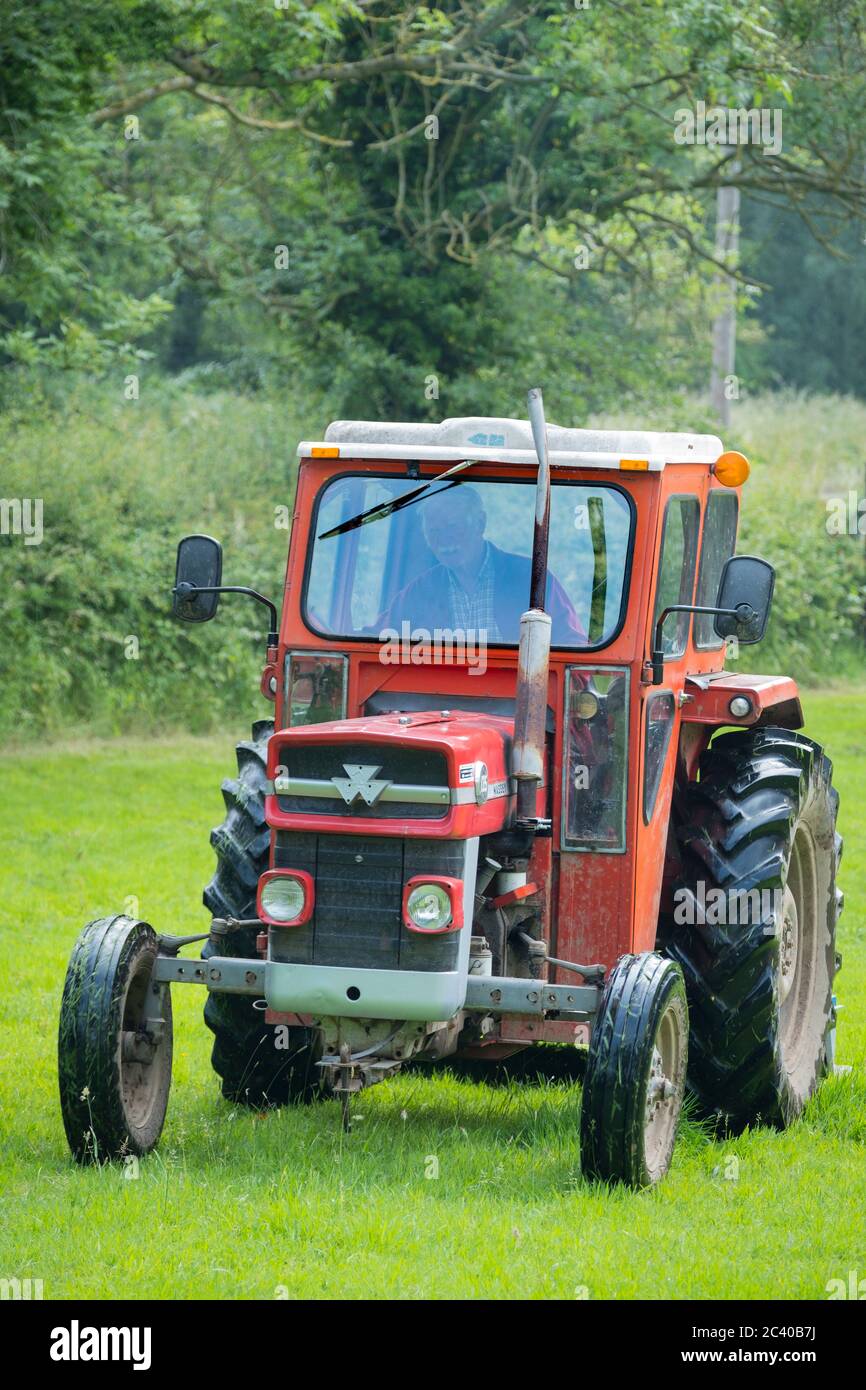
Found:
<box><xmin>445</xmin><ymin>542</ymin><xmax>501</xmax><ymax>640</ymax></box>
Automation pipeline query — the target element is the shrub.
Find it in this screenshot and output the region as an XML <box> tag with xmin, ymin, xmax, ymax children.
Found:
<box><xmin>0</xmin><ymin>384</ymin><xmax>304</xmax><ymax>740</ymax></box>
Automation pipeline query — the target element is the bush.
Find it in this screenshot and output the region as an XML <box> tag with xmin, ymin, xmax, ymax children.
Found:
<box><xmin>730</xmin><ymin>392</ymin><xmax>866</xmax><ymax>682</ymax></box>
<box><xmin>0</xmin><ymin>384</ymin><xmax>306</xmax><ymax>740</ymax></box>
<box><xmin>737</xmin><ymin>492</ymin><xmax>866</xmax><ymax>678</ymax></box>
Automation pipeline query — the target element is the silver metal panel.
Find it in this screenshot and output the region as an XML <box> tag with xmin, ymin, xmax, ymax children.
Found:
<box><xmin>463</xmin><ymin>975</ymin><xmax>599</xmax><ymax>1017</ymax></box>
<box><xmin>270</xmin><ymin>775</ymin><xmax>449</xmax><ymax>805</ymax></box>
<box><xmin>153</xmin><ymin>955</ymin><xmax>265</xmax><ymax>995</ymax></box>
<box><xmin>266</xmin><ymin>777</ymin><xmax>514</xmax><ymax>806</ymax></box>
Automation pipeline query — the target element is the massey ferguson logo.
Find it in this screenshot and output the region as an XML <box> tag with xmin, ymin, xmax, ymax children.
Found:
<box><xmin>331</xmin><ymin>763</ymin><xmax>391</xmax><ymax>806</ymax></box>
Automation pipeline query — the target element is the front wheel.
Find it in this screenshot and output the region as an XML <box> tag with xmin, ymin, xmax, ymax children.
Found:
<box><xmin>580</xmin><ymin>953</ymin><xmax>688</xmax><ymax>1187</ymax></box>
<box><xmin>58</xmin><ymin>915</ymin><xmax>173</xmax><ymax>1162</ymax></box>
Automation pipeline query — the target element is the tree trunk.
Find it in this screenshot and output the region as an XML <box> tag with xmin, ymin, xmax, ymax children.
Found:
<box><xmin>710</xmin><ymin>154</ymin><xmax>741</xmax><ymax>428</ymax></box>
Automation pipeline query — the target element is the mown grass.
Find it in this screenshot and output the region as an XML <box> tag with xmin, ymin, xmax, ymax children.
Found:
<box><xmin>0</xmin><ymin>692</ymin><xmax>864</xmax><ymax>1300</ymax></box>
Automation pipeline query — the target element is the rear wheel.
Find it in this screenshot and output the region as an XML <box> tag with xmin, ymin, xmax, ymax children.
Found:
<box><xmin>58</xmin><ymin>915</ymin><xmax>172</xmax><ymax>1162</ymax></box>
<box><xmin>580</xmin><ymin>952</ymin><xmax>688</xmax><ymax>1187</ymax></box>
<box><xmin>667</xmin><ymin>728</ymin><xmax>841</xmax><ymax>1131</ymax></box>
<box><xmin>203</xmin><ymin>720</ymin><xmax>322</xmax><ymax>1106</ymax></box>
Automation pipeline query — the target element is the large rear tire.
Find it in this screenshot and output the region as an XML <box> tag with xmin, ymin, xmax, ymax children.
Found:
<box><xmin>202</xmin><ymin>720</ymin><xmax>322</xmax><ymax>1107</ymax></box>
<box><xmin>666</xmin><ymin>727</ymin><xmax>841</xmax><ymax>1131</ymax></box>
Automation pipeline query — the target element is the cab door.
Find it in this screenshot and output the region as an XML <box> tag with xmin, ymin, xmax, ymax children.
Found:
<box><xmin>631</xmin><ymin>483</ymin><xmax>704</xmax><ymax>951</ymax></box>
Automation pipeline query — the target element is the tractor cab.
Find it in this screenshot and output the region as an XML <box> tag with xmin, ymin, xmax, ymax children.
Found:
<box><xmin>270</xmin><ymin>411</ymin><xmax>765</xmax><ymax>979</ymax></box>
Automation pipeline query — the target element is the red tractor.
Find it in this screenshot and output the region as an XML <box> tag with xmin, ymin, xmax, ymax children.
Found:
<box><xmin>58</xmin><ymin>391</ymin><xmax>842</xmax><ymax>1186</ymax></box>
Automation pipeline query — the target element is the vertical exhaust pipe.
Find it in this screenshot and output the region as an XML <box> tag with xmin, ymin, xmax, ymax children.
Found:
<box><xmin>513</xmin><ymin>388</ymin><xmax>553</xmax><ymax>826</ymax></box>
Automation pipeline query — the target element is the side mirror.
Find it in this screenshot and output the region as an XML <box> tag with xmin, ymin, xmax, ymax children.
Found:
<box><xmin>713</xmin><ymin>555</ymin><xmax>775</xmax><ymax>644</ymax></box>
<box><xmin>173</xmin><ymin>534</ymin><xmax>223</xmax><ymax>623</ymax></box>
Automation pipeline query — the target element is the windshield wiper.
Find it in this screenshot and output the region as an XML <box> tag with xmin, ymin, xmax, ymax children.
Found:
<box><xmin>318</xmin><ymin>458</ymin><xmax>477</xmax><ymax>539</ymax></box>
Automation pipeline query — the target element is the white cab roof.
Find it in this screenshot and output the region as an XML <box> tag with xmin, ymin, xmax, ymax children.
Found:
<box><xmin>296</xmin><ymin>416</ymin><xmax>724</xmax><ymax>472</ymax></box>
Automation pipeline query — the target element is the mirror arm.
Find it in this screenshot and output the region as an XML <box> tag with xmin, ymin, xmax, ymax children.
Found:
<box><xmin>173</xmin><ymin>583</ymin><xmax>278</xmax><ymax>645</ymax></box>
<box><xmin>650</xmin><ymin>604</ymin><xmax>741</xmax><ymax>685</ymax></box>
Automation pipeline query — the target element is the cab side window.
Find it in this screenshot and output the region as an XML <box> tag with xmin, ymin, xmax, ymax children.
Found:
<box><xmin>654</xmin><ymin>496</ymin><xmax>700</xmax><ymax>658</ymax></box>
<box><xmin>694</xmin><ymin>492</ymin><xmax>739</xmax><ymax>648</ymax></box>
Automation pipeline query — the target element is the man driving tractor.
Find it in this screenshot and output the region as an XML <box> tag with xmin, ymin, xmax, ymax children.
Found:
<box><xmin>381</xmin><ymin>483</ymin><xmax>585</xmax><ymax>643</ymax></box>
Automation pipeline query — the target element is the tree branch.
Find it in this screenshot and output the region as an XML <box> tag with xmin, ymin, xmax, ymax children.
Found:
<box><xmin>91</xmin><ymin>76</ymin><xmax>195</xmax><ymax>124</ymax></box>
<box><xmin>186</xmin><ymin>87</ymin><xmax>353</xmax><ymax>146</ymax></box>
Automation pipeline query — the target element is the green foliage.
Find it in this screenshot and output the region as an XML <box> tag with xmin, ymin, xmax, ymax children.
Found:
<box><xmin>0</xmin><ymin>384</ymin><xmax>305</xmax><ymax>739</ymax></box>
<box><xmin>291</xmin><ymin>242</ymin><xmax>710</xmax><ymax>420</ymax></box>
<box><xmin>0</xmin><ymin>2</ymin><xmax>173</xmax><ymax>383</ymax></box>
<box><xmin>727</xmin><ymin>392</ymin><xmax>866</xmax><ymax>679</ymax></box>
<box><xmin>737</xmin><ymin>493</ymin><xmax>865</xmax><ymax>676</ymax></box>
<box><xmin>3</xmin><ymin>1</ymin><xmax>866</xmax><ymax>409</ymax></box>
<box><xmin>740</xmin><ymin>201</ymin><xmax>866</xmax><ymax>398</ymax></box>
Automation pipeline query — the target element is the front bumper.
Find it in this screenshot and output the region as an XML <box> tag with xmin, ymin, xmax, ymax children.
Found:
<box><xmin>266</xmin><ymin>959</ymin><xmax>467</xmax><ymax>1020</ymax></box>
<box><xmin>153</xmin><ymin>953</ymin><xmax>600</xmax><ymax>1023</ymax></box>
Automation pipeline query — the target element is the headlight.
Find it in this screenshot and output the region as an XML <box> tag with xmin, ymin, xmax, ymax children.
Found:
<box><xmin>402</xmin><ymin>876</ymin><xmax>463</xmax><ymax>934</ymax></box>
<box><xmin>407</xmin><ymin>885</ymin><xmax>451</xmax><ymax>931</ymax></box>
<box><xmin>573</xmin><ymin>690</ymin><xmax>599</xmax><ymax>720</ymax></box>
<box><xmin>284</xmin><ymin>651</ymin><xmax>347</xmax><ymax>727</ymax></box>
<box><xmin>257</xmin><ymin>870</ymin><xmax>314</xmax><ymax>925</ymax></box>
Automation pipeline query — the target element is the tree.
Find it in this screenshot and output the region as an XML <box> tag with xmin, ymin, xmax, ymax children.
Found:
<box><xmin>0</xmin><ymin>2</ymin><xmax>172</xmax><ymax>383</ymax></box>
<box><xmin>4</xmin><ymin>1</ymin><xmax>866</xmax><ymax>412</ymax></box>
<box><xmin>740</xmin><ymin>197</ymin><xmax>866</xmax><ymax>396</ymax></box>
<box><xmin>90</xmin><ymin>2</ymin><xmax>866</xmax><ymax>274</ymax></box>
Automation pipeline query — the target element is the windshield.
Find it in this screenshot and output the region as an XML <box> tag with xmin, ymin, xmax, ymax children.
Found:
<box><xmin>305</xmin><ymin>474</ymin><xmax>634</xmax><ymax>648</ymax></box>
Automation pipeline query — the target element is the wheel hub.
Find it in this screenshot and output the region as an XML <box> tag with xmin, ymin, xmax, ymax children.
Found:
<box><xmin>778</xmin><ymin>885</ymin><xmax>799</xmax><ymax>1006</ymax></box>
<box><xmin>643</xmin><ymin>1000</ymin><xmax>686</xmax><ymax>1179</ymax></box>
<box><xmin>778</xmin><ymin>823</ymin><xmax>825</xmax><ymax>1101</ymax></box>
<box><xmin>120</xmin><ymin>958</ymin><xmax>171</xmax><ymax>1130</ymax></box>
<box><xmin>646</xmin><ymin>1046</ymin><xmax>678</xmax><ymax>1116</ymax></box>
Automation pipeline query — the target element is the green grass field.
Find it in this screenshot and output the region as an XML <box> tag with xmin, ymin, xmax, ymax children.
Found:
<box><xmin>1</xmin><ymin>693</ymin><xmax>864</xmax><ymax>1300</ymax></box>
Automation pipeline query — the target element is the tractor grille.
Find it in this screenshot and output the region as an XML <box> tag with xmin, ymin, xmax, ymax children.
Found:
<box><xmin>270</xmin><ymin>831</ymin><xmax>465</xmax><ymax>972</ymax></box>
<box><xmin>274</xmin><ymin>742</ymin><xmax>449</xmax><ymax>820</ymax></box>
